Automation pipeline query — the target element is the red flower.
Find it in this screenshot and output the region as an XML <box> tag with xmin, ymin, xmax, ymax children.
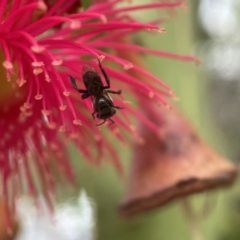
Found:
<box><xmin>0</xmin><ymin>0</ymin><xmax>197</xmax><ymax>217</ymax></box>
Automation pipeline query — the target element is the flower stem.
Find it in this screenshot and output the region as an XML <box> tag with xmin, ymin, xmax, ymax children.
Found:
<box><xmin>182</xmin><ymin>199</ymin><xmax>205</xmax><ymax>240</ymax></box>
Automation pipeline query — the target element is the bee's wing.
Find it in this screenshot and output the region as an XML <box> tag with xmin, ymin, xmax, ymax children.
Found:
<box><xmin>91</xmin><ymin>96</ymin><xmax>95</xmax><ymax>108</ymax></box>
<box><xmin>82</xmin><ymin>65</ymin><xmax>97</xmax><ymax>75</ymax></box>
<box><xmin>68</xmin><ymin>75</ymin><xmax>79</xmax><ymax>91</ymax></box>
<box><xmin>104</xmin><ymin>92</ymin><xmax>113</xmax><ymax>101</ymax></box>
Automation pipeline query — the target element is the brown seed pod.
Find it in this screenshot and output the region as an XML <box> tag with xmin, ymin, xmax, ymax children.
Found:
<box><xmin>119</xmin><ymin>106</ymin><xmax>237</xmax><ymax>217</ymax></box>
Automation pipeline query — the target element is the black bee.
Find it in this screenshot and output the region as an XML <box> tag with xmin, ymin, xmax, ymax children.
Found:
<box><xmin>68</xmin><ymin>59</ymin><xmax>122</xmax><ymax>126</ymax></box>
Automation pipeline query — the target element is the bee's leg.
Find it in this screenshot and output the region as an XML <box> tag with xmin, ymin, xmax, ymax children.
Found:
<box><xmin>68</xmin><ymin>75</ymin><xmax>89</xmax><ymax>94</ymax></box>
<box><xmin>91</xmin><ymin>111</ymin><xmax>97</xmax><ymax>119</ymax></box>
<box><xmin>108</xmin><ymin>118</ymin><xmax>115</xmax><ymax>125</ymax></box>
<box><xmin>106</xmin><ymin>89</ymin><xmax>122</xmax><ymax>95</ymax></box>
<box><xmin>81</xmin><ymin>92</ymin><xmax>90</xmax><ymax>99</ymax></box>
<box><xmin>68</xmin><ymin>75</ymin><xmax>79</xmax><ymax>91</ymax></box>
<box><xmin>96</xmin><ymin>119</ymin><xmax>106</xmax><ymax>126</ymax></box>
<box><xmin>97</xmin><ymin>59</ymin><xmax>111</xmax><ymax>89</ymax></box>
<box><xmin>78</xmin><ymin>89</ymin><xmax>88</xmax><ymax>94</ymax></box>
<box><xmin>113</xmin><ymin>106</ymin><xmax>123</xmax><ymax>109</ymax></box>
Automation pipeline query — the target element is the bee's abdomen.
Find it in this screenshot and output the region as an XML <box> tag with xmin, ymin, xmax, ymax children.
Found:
<box><xmin>96</xmin><ymin>100</ymin><xmax>116</xmax><ymax>119</ymax></box>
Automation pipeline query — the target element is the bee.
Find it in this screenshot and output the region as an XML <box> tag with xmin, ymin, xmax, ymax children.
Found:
<box><xmin>69</xmin><ymin>59</ymin><xmax>122</xmax><ymax>126</ymax></box>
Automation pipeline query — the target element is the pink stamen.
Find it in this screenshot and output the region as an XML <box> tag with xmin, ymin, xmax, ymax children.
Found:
<box><xmin>8</xmin><ymin>0</ymin><xmax>22</xmax><ymax>17</ymax></box>
<box><xmin>26</xmin><ymin>78</ymin><xmax>33</xmax><ymax>104</ymax></box>
<box><xmin>39</xmin><ymin>39</ymin><xmax>100</xmax><ymax>57</ymax></box>
<box><xmin>24</xmin><ymin>17</ymin><xmax>73</xmax><ymax>36</ymax></box>
<box><xmin>51</xmin><ymin>0</ymin><xmax>76</xmax><ymax>17</ymax></box>
<box><xmin>3</xmin><ymin>61</ymin><xmax>13</xmax><ymax>70</ymax></box>
<box><xmin>99</xmin><ymin>18</ymin><xmax>167</xmax><ymax>42</ymax></box>
<box><xmin>44</xmin><ymin>0</ymin><xmax>68</xmax><ymax>17</ymax></box>
<box><xmin>90</xmin><ymin>41</ymin><xmax>199</xmax><ymax>63</ymax></box>
<box><xmin>10</xmin><ymin>41</ymin><xmax>38</xmax><ymax>62</ymax></box>
<box><xmin>69</xmin><ymin>12</ymin><xmax>107</xmax><ymax>23</ymax></box>
<box><xmin>6</xmin><ymin>30</ymin><xmax>40</xmax><ymax>47</ymax></box>
<box><xmin>17</xmin><ymin>57</ymin><xmax>24</xmax><ymax>81</ymax></box>
<box><xmin>102</xmin><ymin>1</ymin><xmax>183</xmax><ymax>15</ymax></box>
<box><xmin>91</xmin><ymin>49</ymin><xmax>130</xmax><ymax>67</ymax></box>
<box><xmin>88</xmin><ymin>0</ymin><xmax>119</xmax><ymax>13</ymax></box>
<box><xmin>1</xmin><ymin>3</ymin><xmax>39</xmax><ymax>31</ymax></box>
<box><xmin>83</xmin><ymin>21</ymin><xmax>160</xmax><ymax>31</ymax></box>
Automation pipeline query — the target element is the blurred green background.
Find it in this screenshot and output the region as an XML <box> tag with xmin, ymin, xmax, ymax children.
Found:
<box><xmin>69</xmin><ymin>1</ymin><xmax>240</xmax><ymax>240</ymax></box>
